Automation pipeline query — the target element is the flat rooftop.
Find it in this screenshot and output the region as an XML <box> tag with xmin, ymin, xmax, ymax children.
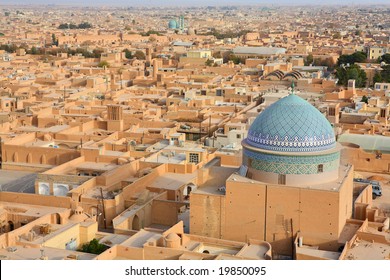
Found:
<box><xmin>343</xmin><ymin>239</ymin><xmax>390</xmax><ymax>260</ymax></box>
<box><xmin>48</xmin><ymin>161</ymin><xmax>117</xmax><ymax>175</ymax></box>
<box><xmin>0</xmin><ymin>246</ymin><xmax>95</xmax><ymax>260</ymax></box>
<box><xmin>0</xmin><ymin>201</ymin><xmax>68</xmax><ymax>217</ymax></box>
<box><xmin>145</xmin><ymin>152</ymin><xmax>186</xmax><ymax>164</ymax></box>
<box><xmin>121</xmin><ymin>230</ymin><xmax>161</xmax><ymax>248</ymax></box>
<box><xmin>194</xmin><ymin>166</ymin><xmax>238</xmax><ymax>195</ymax></box>
<box><xmin>98</xmin><ymin>233</ymin><xmax>131</xmax><ymax>247</ymax></box>
<box><xmin>149</xmin><ymin>172</ymin><xmax>197</xmax><ymax>191</ymax></box>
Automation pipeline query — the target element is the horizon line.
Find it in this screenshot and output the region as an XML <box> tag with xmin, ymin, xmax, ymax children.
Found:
<box><xmin>1</xmin><ymin>3</ymin><xmax>390</xmax><ymax>8</ymax></box>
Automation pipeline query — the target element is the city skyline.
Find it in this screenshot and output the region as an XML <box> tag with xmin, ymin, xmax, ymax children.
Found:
<box><xmin>2</xmin><ymin>0</ymin><xmax>390</xmax><ymax>7</ymax></box>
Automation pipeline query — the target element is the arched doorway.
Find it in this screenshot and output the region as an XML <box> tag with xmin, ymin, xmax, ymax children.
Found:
<box><xmin>183</xmin><ymin>183</ymin><xmax>197</xmax><ymax>200</ymax></box>
<box><xmin>55</xmin><ymin>213</ymin><xmax>61</xmax><ymax>224</ymax></box>
<box><xmin>8</xmin><ymin>221</ymin><xmax>14</xmax><ymax>231</ymax></box>
<box><xmin>132</xmin><ymin>215</ymin><xmax>140</xmax><ymax>230</ymax></box>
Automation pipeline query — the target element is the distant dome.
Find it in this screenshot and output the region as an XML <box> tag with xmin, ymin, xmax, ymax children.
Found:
<box><xmin>69</xmin><ymin>206</ymin><xmax>88</xmax><ymax>223</ymax></box>
<box><xmin>246</xmin><ymin>94</ymin><xmax>335</xmax><ymax>153</ymax></box>
<box><xmin>168</xmin><ymin>20</ymin><xmax>178</xmax><ymax>29</ymax></box>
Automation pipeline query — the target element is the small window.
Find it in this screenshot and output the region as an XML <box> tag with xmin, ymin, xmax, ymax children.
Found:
<box><xmin>189</xmin><ymin>153</ymin><xmax>199</xmax><ymax>164</ymax></box>
<box><xmin>236</xmin><ymin>134</ymin><xmax>241</xmax><ymax>139</ymax></box>
<box><xmin>318</xmin><ymin>164</ymin><xmax>324</xmax><ymax>173</ymax></box>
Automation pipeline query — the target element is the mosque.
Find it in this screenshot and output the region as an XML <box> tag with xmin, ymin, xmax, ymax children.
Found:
<box><xmin>190</xmin><ymin>85</ymin><xmax>354</xmax><ymax>257</ymax></box>
<box><xmin>168</xmin><ymin>16</ymin><xmax>185</xmax><ymax>31</ymax></box>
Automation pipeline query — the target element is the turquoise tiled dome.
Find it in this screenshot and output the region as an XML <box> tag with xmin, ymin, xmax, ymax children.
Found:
<box><xmin>246</xmin><ymin>94</ymin><xmax>335</xmax><ymax>153</ymax></box>
<box><xmin>168</xmin><ymin>20</ymin><xmax>178</xmax><ymax>29</ymax></box>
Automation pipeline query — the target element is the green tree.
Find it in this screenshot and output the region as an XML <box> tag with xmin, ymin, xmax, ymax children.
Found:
<box><xmin>336</xmin><ymin>64</ymin><xmax>367</xmax><ymax>88</ymax></box>
<box><xmin>98</xmin><ymin>61</ymin><xmax>110</xmax><ymax>68</ymax></box>
<box><xmin>30</xmin><ymin>46</ymin><xmax>38</xmax><ymax>55</ymax></box>
<box><xmin>141</xmin><ymin>30</ymin><xmax>161</xmax><ymax>36</ymax></box>
<box><xmin>228</xmin><ymin>54</ymin><xmax>241</xmax><ymax>64</ymax></box>
<box><xmin>58</xmin><ymin>23</ymin><xmax>67</xmax><ymax>29</ymax></box>
<box><xmin>361</xmin><ymin>95</ymin><xmax>369</xmax><ymax>104</ymax></box>
<box><xmin>52</xmin><ymin>34</ymin><xmax>58</xmax><ymax>46</ymax></box>
<box><xmin>92</xmin><ymin>49</ymin><xmax>104</xmax><ymax>58</ymax></box>
<box><xmin>0</xmin><ymin>44</ymin><xmax>17</xmax><ymax>53</ymax></box>
<box><xmin>58</xmin><ymin>22</ymin><xmax>91</xmax><ymax>29</ymax></box>
<box><xmin>379</xmin><ymin>53</ymin><xmax>390</xmax><ymax>64</ymax></box>
<box><xmin>123</xmin><ymin>48</ymin><xmax>133</xmax><ymax>59</ymax></box>
<box><xmin>202</xmin><ymin>28</ymin><xmax>251</xmax><ymax>39</ymax></box>
<box><xmin>117</xmin><ymin>68</ymin><xmax>124</xmax><ymax>89</ymax></box>
<box><xmin>205</xmin><ymin>59</ymin><xmax>213</xmax><ymax>66</ymax></box>
<box><xmin>222</xmin><ymin>51</ymin><xmax>232</xmax><ymax>63</ymax></box>
<box><xmin>337</xmin><ymin>51</ymin><xmax>367</xmax><ymax>66</ymax></box>
<box><xmin>373</xmin><ymin>72</ymin><xmax>382</xmax><ymax>84</ymax></box>
<box><xmin>133</xmin><ymin>50</ymin><xmax>145</xmax><ymax>60</ymax></box>
<box><xmin>78</xmin><ymin>22</ymin><xmax>92</xmax><ymax>29</ymax></box>
<box><xmin>332</xmin><ymin>32</ymin><xmax>341</xmax><ymax>39</ymax></box>
<box><xmin>378</xmin><ymin>65</ymin><xmax>390</xmax><ymax>83</ymax></box>
<box><xmin>80</xmin><ymin>239</ymin><xmax>109</xmax><ymax>255</ymax></box>
<box><xmin>304</xmin><ymin>54</ymin><xmax>313</xmax><ymax>66</ymax></box>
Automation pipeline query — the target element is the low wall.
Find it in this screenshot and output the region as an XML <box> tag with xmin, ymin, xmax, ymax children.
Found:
<box><xmin>0</xmin><ymin>192</ymin><xmax>72</xmax><ymax>208</ymax></box>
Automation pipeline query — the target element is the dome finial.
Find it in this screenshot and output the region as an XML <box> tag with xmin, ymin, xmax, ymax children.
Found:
<box><xmin>290</xmin><ymin>81</ymin><xmax>295</xmax><ymax>95</ymax></box>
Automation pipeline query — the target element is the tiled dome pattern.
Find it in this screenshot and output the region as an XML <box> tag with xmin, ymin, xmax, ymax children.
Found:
<box><xmin>246</xmin><ymin>94</ymin><xmax>336</xmax><ymax>152</ymax></box>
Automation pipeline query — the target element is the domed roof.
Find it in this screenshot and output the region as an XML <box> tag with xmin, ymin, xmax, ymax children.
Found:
<box><xmin>246</xmin><ymin>94</ymin><xmax>335</xmax><ymax>153</ymax></box>
<box><xmin>165</xmin><ymin>232</ymin><xmax>180</xmax><ymax>241</ymax></box>
<box><xmin>69</xmin><ymin>206</ymin><xmax>88</xmax><ymax>223</ymax></box>
<box><xmin>168</xmin><ymin>20</ymin><xmax>178</xmax><ymax>29</ymax></box>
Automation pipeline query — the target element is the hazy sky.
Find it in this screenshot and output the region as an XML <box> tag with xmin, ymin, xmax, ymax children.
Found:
<box><xmin>2</xmin><ymin>0</ymin><xmax>390</xmax><ymax>7</ymax></box>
